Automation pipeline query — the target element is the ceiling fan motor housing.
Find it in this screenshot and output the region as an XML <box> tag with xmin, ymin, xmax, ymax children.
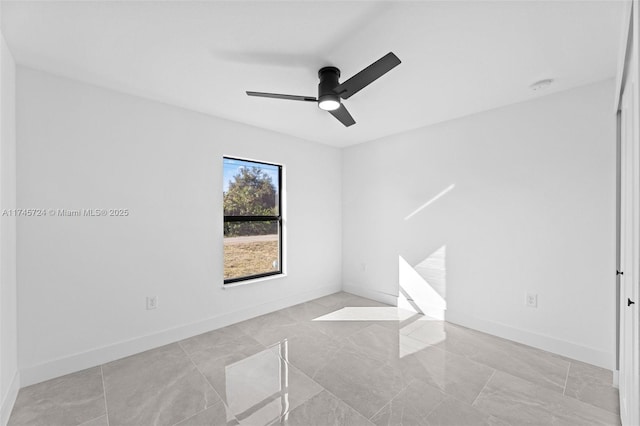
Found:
<box><xmin>318</xmin><ymin>66</ymin><xmax>341</xmax><ymax>107</ymax></box>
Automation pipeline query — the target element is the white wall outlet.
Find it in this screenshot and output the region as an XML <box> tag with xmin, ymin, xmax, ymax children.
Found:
<box><xmin>361</xmin><ymin>263</ymin><xmax>367</xmax><ymax>272</ymax></box>
<box><xmin>525</xmin><ymin>293</ymin><xmax>538</xmax><ymax>308</ymax></box>
<box><xmin>146</xmin><ymin>296</ymin><xmax>158</xmax><ymax>310</ymax></box>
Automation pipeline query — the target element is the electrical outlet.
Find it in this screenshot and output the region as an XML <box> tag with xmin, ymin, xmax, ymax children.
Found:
<box><xmin>525</xmin><ymin>293</ymin><xmax>538</xmax><ymax>308</ymax></box>
<box><xmin>146</xmin><ymin>296</ymin><xmax>158</xmax><ymax>310</ymax></box>
<box><xmin>361</xmin><ymin>263</ymin><xmax>367</xmax><ymax>272</ymax></box>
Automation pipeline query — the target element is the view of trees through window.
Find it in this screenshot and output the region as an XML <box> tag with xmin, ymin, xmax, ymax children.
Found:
<box><xmin>223</xmin><ymin>157</ymin><xmax>282</xmax><ymax>283</ymax></box>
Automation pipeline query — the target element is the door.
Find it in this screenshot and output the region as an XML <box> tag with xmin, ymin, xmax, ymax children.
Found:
<box><xmin>619</xmin><ymin>54</ymin><xmax>640</xmax><ymax>426</ymax></box>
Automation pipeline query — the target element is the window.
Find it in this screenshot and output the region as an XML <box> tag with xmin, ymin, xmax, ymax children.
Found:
<box><xmin>223</xmin><ymin>157</ymin><xmax>282</xmax><ymax>284</ymax></box>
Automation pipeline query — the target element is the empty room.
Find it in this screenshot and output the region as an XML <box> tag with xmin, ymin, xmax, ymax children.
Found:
<box><xmin>0</xmin><ymin>0</ymin><xmax>639</xmax><ymax>425</ymax></box>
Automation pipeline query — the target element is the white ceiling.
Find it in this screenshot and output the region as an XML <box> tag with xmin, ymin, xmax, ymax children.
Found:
<box><xmin>1</xmin><ymin>1</ymin><xmax>625</xmax><ymax>147</ymax></box>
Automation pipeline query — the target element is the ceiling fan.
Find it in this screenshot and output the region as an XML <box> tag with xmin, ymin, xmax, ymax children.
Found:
<box><xmin>246</xmin><ymin>52</ymin><xmax>401</xmax><ymax>127</ymax></box>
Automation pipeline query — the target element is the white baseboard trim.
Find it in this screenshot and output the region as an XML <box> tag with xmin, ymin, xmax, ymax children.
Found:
<box><xmin>342</xmin><ymin>283</ymin><xmax>398</xmax><ymax>306</ymax></box>
<box><xmin>446</xmin><ymin>309</ymin><xmax>614</xmax><ymax>370</ymax></box>
<box><xmin>20</xmin><ymin>283</ymin><xmax>340</xmax><ymax>387</ymax></box>
<box><xmin>1</xmin><ymin>371</ymin><xmax>20</xmax><ymax>426</ymax></box>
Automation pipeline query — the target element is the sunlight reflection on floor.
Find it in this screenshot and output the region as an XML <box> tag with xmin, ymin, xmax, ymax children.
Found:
<box><xmin>225</xmin><ymin>341</ymin><xmax>290</xmax><ymax>424</ymax></box>
<box><xmin>312</xmin><ymin>306</ymin><xmax>417</xmax><ymax>322</ymax></box>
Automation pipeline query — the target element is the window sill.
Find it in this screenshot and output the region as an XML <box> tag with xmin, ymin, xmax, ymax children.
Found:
<box><xmin>222</xmin><ymin>273</ymin><xmax>287</xmax><ymax>289</ymax></box>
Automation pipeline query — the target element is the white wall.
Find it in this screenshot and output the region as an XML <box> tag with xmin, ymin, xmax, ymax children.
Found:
<box><xmin>343</xmin><ymin>80</ymin><xmax>617</xmax><ymax>369</ymax></box>
<box><xmin>16</xmin><ymin>68</ymin><xmax>342</xmax><ymax>385</ymax></box>
<box><xmin>0</xmin><ymin>31</ymin><xmax>19</xmax><ymax>426</ymax></box>
<box><xmin>13</xmin><ymin>65</ymin><xmax>617</xmax><ymax>386</ymax></box>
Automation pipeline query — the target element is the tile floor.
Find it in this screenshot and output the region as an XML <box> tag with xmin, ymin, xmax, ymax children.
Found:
<box><xmin>8</xmin><ymin>292</ymin><xmax>620</xmax><ymax>426</ymax></box>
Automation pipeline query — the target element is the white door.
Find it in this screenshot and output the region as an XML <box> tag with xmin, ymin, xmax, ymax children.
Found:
<box><xmin>619</xmin><ymin>57</ymin><xmax>640</xmax><ymax>426</ymax></box>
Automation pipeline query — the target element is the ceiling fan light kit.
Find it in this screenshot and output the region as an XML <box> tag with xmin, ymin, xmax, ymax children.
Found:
<box><xmin>318</xmin><ymin>67</ymin><xmax>341</xmax><ymax>111</ymax></box>
<box><xmin>246</xmin><ymin>52</ymin><xmax>401</xmax><ymax>127</ymax></box>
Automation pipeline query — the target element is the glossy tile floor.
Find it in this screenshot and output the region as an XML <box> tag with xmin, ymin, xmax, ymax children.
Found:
<box><xmin>9</xmin><ymin>292</ymin><xmax>620</xmax><ymax>426</ymax></box>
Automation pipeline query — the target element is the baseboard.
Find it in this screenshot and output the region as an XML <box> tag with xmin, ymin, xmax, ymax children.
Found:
<box><xmin>337</xmin><ymin>285</ymin><xmax>614</xmax><ymax>370</ymax></box>
<box><xmin>20</xmin><ymin>283</ymin><xmax>340</xmax><ymax>387</ymax></box>
<box><xmin>613</xmin><ymin>370</ymin><xmax>619</xmax><ymax>388</ymax></box>
<box><xmin>342</xmin><ymin>283</ymin><xmax>398</xmax><ymax>306</ymax></box>
<box><xmin>446</xmin><ymin>309</ymin><xmax>614</xmax><ymax>370</ymax></box>
<box><xmin>1</xmin><ymin>371</ymin><xmax>20</xmax><ymax>426</ymax></box>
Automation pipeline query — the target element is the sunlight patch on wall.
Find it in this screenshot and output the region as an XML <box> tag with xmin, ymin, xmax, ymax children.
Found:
<box><xmin>404</xmin><ymin>184</ymin><xmax>455</xmax><ymax>221</ymax></box>
<box><xmin>398</xmin><ymin>246</ymin><xmax>447</xmax><ymax>320</ymax></box>
<box><xmin>308</xmin><ymin>246</ymin><xmax>448</xmax><ymax>359</ymax></box>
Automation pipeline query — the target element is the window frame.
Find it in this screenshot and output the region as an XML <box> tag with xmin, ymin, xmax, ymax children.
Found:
<box><xmin>223</xmin><ymin>156</ymin><xmax>283</xmax><ymax>285</ymax></box>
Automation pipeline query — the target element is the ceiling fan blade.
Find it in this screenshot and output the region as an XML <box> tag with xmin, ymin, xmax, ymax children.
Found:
<box><xmin>246</xmin><ymin>91</ymin><xmax>317</xmax><ymax>102</ymax></box>
<box><xmin>328</xmin><ymin>104</ymin><xmax>356</xmax><ymax>127</ymax></box>
<box><xmin>333</xmin><ymin>52</ymin><xmax>401</xmax><ymax>99</ymax></box>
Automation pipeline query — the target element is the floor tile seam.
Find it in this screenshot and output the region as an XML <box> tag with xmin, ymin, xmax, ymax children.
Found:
<box><xmin>305</xmin><ymin>300</ymin><xmax>332</xmax><ymax>310</ymax></box>
<box><xmin>278</xmin><ymin>348</ymin><xmax>331</xmax><ymax>385</ymax></box>
<box><xmin>470</xmin><ymin>369</ymin><xmax>497</xmax><ymax>408</ymax></box>
<box><xmin>168</xmin><ymin>403</ymin><xmax>211</xmax><ymax>426</ymax></box>
<box><xmin>547</xmin><ymin>392</ymin><xmax>622</xmax><ymax>420</ymax></box>
<box><xmin>442</xmin><ymin>321</ymin><xmax>574</xmax><ymax>365</ymax></box>
<box><xmin>559</xmin><ymin>385</ymin><xmax>622</xmax><ymax>417</ymax></box>
<box><xmin>448</xmin><ymin>389</ymin><xmax>506</xmax><ymax>423</ymax></box>
<box><xmin>398</xmin><ymin>330</ymin><xmax>435</xmax><ymax>351</ymax></box>
<box><xmin>335</xmin><ymin>342</ymin><xmax>397</xmax><ymax>378</ymax></box>
<box><xmin>561</xmin><ymin>395</ymin><xmax>621</xmax><ymax>417</ymax></box>
<box><xmin>563</xmin><ymin>362</ymin><xmax>572</xmax><ymax>396</ymax></box>
<box><xmin>276</xmin><ymin>356</ymin><xmax>325</xmax><ymax>417</ymax></box>
<box><xmin>403</xmin><ymin>320</ymin><xmax>441</xmax><ymax>340</ymax></box>
<box><xmin>310</xmin><ymin>321</ymin><xmax>364</xmax><ymax>341</ymax></box>
<box><xmin>308</xmin><ymin>342</ymin><xmax>344</xmax><ymax>380</ymax></box>
<box><xmin>78</xmin><ymin>414</ymin><xmax>107</xmax><ymax>426</ymax></box>
<box><xmin>168</xmin><ymin>399</ymin><xmax>236</xmax><ymax>426</ymax></box>
<box><xmin>258</xmin><ymin>346</ymin><xmax>335</xmax><ymax>420</ymax></box>
<box><xmin>450</xmin><ymin>350</ymin><xmax>567</xmax><ymax>396</ymax></box>
<box><xmin>573</xmin><ymin>372</ymin><xmax>616</xmax><ymax>387</ymax></box>
<box><xmin>341</xmin><ymin>333</ymin><xmax>397</xmax><ymax>366</ymax></box>
<box><xmin>484</xmin><ymin>368</ymin><xmax>620</xmax><ymax>419</ymax></box>
<box><xmin>292</xmin><ymin>361</ymin><xmax>373</xmax><ymax>423</ymax></box>
<box><xmin>99</xmin><ymin>366</ymin><xmax>110</xmax><ymax>426</ymax></box>
<box><xmin>365</xmin><ymin>399</ymin><xmax>388</xmax><ymax>421</ymax></box>
<box><xmin>184</xmin><ymin>328</ymin><xmax>263</xmax><ymax>346</ymax></box>
<box><xmin>423</xmin><ymin>393</ymin><xmax>501</xmax><ymax>423</ymax></box>
<box><xmin>422</xmin><ymin>338</ymin><xmax>509</xmax><ymax>379</ymax></box>
<box><xmin>237</xmin><ymin>313</ymin><xmax>300</xmax><ymax>338</ymax></box>
<box><xmin>509</xmin><ymin>370</ymin><xmax>567</xmax><ymax>396</ymax></box>
<box><xmin>407</xmin><ymin>375</ymin><xmax>472</xmax><ymax>408</ymax></box>
<box><xmin>317</xmin><ymin>386</ymin><xmax>376</xmax><ymax>426</ymax></box>
<box><xmin>368</xmin><ymin>379</ymin><xmax>417</xmax><ymax>423</ymax></box>
<box><xmin>338</xmin><ymin>321</ymin><xmax>419</xmax><ymax>362</ymax></box>
<box><xmin>176</xmin><ymin>341</ymin><xmax>236</xmax><ymax>424</ymax></box>
<box><xmin>183</xmin><ymin>336</ymin><xmax>268</xmax><ymax>364</ymax></box>
<box><xmin>421</xmin><ymin>396</ymin><xmax>448</xmax><ymax>422</ymax></box>
<box><xmin>564</xmin><ymin>367</ymin><xmax>618</xmax><ymax>398</ymax></box>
